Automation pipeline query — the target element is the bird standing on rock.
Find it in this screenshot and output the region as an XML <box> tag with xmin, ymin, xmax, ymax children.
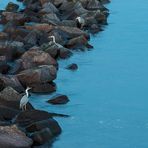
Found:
<box><xmin>76</xmin><ymin>16</ymin><xmax>85</xmax><ymax>29</ymax></box>
<box><xmin>20</xmin><ymin>87</ymin><xmax>31</xmax><ymax>111</ymax></box>
<box><xmin>48</xmin><ymin>36</ymin><xmax>63</xmax><ymax>48</ymax></box>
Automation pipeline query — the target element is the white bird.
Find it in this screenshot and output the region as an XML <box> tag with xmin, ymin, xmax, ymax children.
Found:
<box><xmin>20</xmin><ymin>87</ymin><xmax>31</xmax><ymax>111</ymax></box>
<box><xmin>76</xmin><ymin>16</ymin><xmax>85</xmax><ymax>29</ymax></box>
<box><xmin>48</xmin><ymin>36</ymin><xmax>63</xmax><ymax>48</ymax></box>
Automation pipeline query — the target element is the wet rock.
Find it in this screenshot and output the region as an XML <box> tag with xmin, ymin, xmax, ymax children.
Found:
<box><xmin>30</xmin><ymin>82</ymin><xmax>56</xmax><ymax>93</ymax></box>
<box><xmin>5</xmin><ymin>2</ymin><xmax>19</xmax><ymax>12</ymax></box>
<box><xmin>47</xmin><ymin>94</ymin><xmax>69</xmax><ymax>105</ymax></box>
<box><xmin>0</xmin><ymin>125</ymin><xmax>33</xmax><ymax>148</ymax></box>
<box><xmin>59</xmin><ymin>46</ymin><xmax>73</xmax><ymax>59</ymax></box>
<box><xmin>16</xmin><ymin>65</ymin><xmax>57</xmax><ymax>86</ymax></box>
<box><xmin>66</xmin><ymin>63</ymin><xmax>78</xmax><ymax>71</ymax></box>
<box><xmin>21</xmin><ymin>47</ymin><xmax>57</xmax><ymax>69</ymax></box>
<box><xmin>30</xmin><ymin>128</ymin><xmax>53</xmax><ymax>145</ymax></box>
<box><xmin>15</xmin><ymin>110</ymin><xmax>54</xmax><ymax>127</ymax></box>
<box><xmin>26</xmin><ymin>118</ymin><xmax>62</xmax><ymax>136</ymax></box>
<box><xmin>66</xmin><ymin>35</ymin><xmax>89</xmax><ymax>49</ymax></box>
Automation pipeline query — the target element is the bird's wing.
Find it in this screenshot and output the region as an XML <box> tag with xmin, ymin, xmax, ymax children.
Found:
<box><xmin>20</xmin><ymin>95</ymin><xmax>29</xmax><ymax>107</ymax></box>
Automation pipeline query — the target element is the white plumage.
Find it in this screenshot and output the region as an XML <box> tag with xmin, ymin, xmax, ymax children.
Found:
<box><xmin>76</xmin><ymin>16</ymin><xmax>85</xmax><ymax>29</ymax></box>
<box><xmin>20</xmin><ymin>87</ymin><xmax>31</xmax><ymax>111</ymax></box>
<box><xmin>48</xmin><ymin>35</ymin><xmax>63</xmax><ymax>48</ymax></box>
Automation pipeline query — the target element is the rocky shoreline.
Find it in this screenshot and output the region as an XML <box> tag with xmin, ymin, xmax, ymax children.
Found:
<box><xmin>0</xmin><ymin>0</ymin><xmax>110</xmax><ymax>147</ymax></box>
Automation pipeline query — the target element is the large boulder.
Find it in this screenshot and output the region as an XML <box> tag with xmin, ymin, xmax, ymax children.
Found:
<box><xmin>30</xmin><ymin>82</ymin><xmax>56</xmax><ymax>93</ymax></box>
<box><xmin>26</xmin><ymin>118</ymin><xmax>62</xmax><ymax>136</ymax></box>
<box><xmin>15</xmin><ymin>110</ymin><xmax>54</xmax><ymax>127</ymax></box>
<box><xmin>0</xmin><ymin>75</ymin><xmax>24</xmax><ymax>93</ymax></box>
<box><xmin>0</xmin><ymin>87</ymin><xmax>21</xmax><ymax>101</ymax></box>
<box><xmin>56</xmin><ymin>26</ymin><xmax>89</xmax><ymax>39</ymax></box>
<box><xmin>21</xmin><ymin>47</ymin><xmax>57</xmax><ymax>69</ymax></box>
<box><xmin>0</xmin><ymin>125</ymin><xmax>33</xmax><ymax>148</ymax></box>
<box><xmin>30</xmin><ymin>128</ymin><xmax>53</xmax><ymax>145</ymax></box>
<box><xmin>16</xmin><ymin>65</ymin><xmax>57</xmax><ymax>86</ymax></box>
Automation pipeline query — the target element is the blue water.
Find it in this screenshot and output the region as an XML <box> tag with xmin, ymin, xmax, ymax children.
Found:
<box><xmin>1</xmin><ymin>0</ymin><xmax>148</xmax><ymax>148</ymax></box>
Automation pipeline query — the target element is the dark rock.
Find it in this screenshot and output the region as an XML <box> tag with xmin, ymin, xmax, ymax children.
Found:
<box><xmin>16</xmin><ymin>65</ymin><xmax>57</xmax><ymax>86</ymax></box>
<box><xmin>0</xmin><ymin>62</ymin><xmax>10</xmax><ymax>74</ymax></box>
<box><xmin>15</xmin><ymin>110</ymin><xmax>53</xmax><ymax>127</ymax></box>
<box><xmin>5</xmin><ymin>2</ymin><xmax>19</xmax><ymax>12</ymax></box>
<box><xmin>66</xmin><ymin>35</ymin><xmax>89</xmax><ymax>49</ymax></box>
<box><xmin>26</xmin><ymin>118</ymin><xmax>62</xmax><ymax>136</ymax></box>
<box><xmin>47</xmin><ymin>94</ymin><xmax>69</xmax><ymax>105</ymax></box>
<box><xmin>66</xmin><ymin>63</ymin><xmax>78</xmax><ymax>71</ymax></box>
<box><xmin>0</xmin><ymin>125</ymin><xmax>33</xmax><ymax>148</ymax></box>
<box><xmin>30</xmin><ymin>82</ymin><xmax>56</xmax><ymax>93</ymax></box>
<box><xmin>30</xmin><ymin>128</ymin><xmax>53</xmax><ymax>145</ymax></box>
<box><xmin>0</xmin><ymin>105</ymin><xmax>19</xmax><ymax>121</ymax></box>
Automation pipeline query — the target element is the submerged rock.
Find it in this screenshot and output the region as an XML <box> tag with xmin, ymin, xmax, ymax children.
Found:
<box><xmin>66</xmin><ymin>63</ymin><xmax>78</xmax><ymax>71</ymax></box>
<box><xmin>47</xmin><ymin>94</ymin><xmax>69</xmax><ymax>105</ymax></box>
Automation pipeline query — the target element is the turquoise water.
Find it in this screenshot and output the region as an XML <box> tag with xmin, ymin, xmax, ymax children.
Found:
<box><xmin>1</xmin><ymin>0</ymin><xmax>148</xmax><ymax>148</ymax></box>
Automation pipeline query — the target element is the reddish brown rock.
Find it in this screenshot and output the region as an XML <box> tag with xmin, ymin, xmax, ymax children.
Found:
<box><xmin>16</xmin><ymin>65</ymin><xmax>57</xmax><ymax>86</ymax></box>
<box><xmin>21</xmin><ymin>48</ymin><xmax>57</xmax><ymax>69</ymax></box>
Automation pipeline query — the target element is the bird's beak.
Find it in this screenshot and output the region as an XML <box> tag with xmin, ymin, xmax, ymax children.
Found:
<box><xmin>27</xmin><ymin>87</ymin><xmax>32</xmax><ymax>90</ymax></box>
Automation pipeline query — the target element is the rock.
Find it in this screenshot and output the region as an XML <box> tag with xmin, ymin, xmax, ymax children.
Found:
<box><xmin>0</xmin><ymin>62</ymin><xmax>10</xmax><ymax>74</ymax></box>
<box><xmin>26</xmin><ymin>118</ymin><xmax>62</xmax><ymax>136</ymax></box>
<box><xmin>41</xmin><ymin>2</ymin><xmax>59</xmax><ymax>14</ymax></box>
<box><xmin>25</xmin><ymin>23</ymin><xmax>53</xmax><ymax>33</ymax></box>
<box><xmin>30</xmin><ymin>82</ymin><xmax>56</xmax><ymax>93</ymax></box>
<box><xmin>59</xmin><ymin>46</ymin><xmax>73</xmax><ymax>59</ymax></box>
<box><xmin>1</xmin><ymin>12</ymin><xmax>26</xmax><ymax>25</ymax></box>
<box><xmin>16</xmin><ymin>65</ymin><xmax>57</xmax><ymax>86</ymax></box>
<box><xmin>30</xmin><ymin>128</ymin><xmax>53</xmax><ymax>145</ymax></box>
<box><xmin>66</xmin><ymin>35</ymin><xmax>89</xmax><ymax>49</ymax></box>
<box><xmin>21</xmin><ymin>47</ymin><xmax>57</xmax><ymax>69</ymax></box>
<box><xmin>0</xmin><ymin>125</ymin><xmax>33</xmax><ymax>148</ymax></box>
<box><xmin>0</xmin><ymin>87</ymin><xmax>21</xmax><ymax>101</ymax></box>
<box><xmin>0</xmin><ymin>41</ymin><xmax>25</xmax><ymax>61</ymax></box>
<box><xmin>0</xmin><ymin>105</ymin><xmax>19</xmax><ymax>121</ymax></box>
<box><xmin>0</xmin><ymin>32</ymin><xmax>8</xmax><ymax>40</ymax></box>
<box><xmin>41</xmin><ymin>43</ymin><xmax>59</xmax><ymax>58</ymax></box>
<box><xmin>47</xmin><ymin>94</ymin><xmax>69</xmax><ymax>105</ymax></box>
<box><xmin>15</xmin><ymin>110</ymin><xmax>54</xmax><ymax>127</ymax></box>
<box><xmin>0</xmin><ymin>75</ymin><xmax>24</xmax><ymax>93</ymax></box>
<box><xmin>66</xmin><ymin>63</ymin><xmax>78</xmax><ymax>71</ymax></box>
<box><xmin>5</xmin><ymin>2</ymin><xmax>19</xmax><ymax>12</ymax></box>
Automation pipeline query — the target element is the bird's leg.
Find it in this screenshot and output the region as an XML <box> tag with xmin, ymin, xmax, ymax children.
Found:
<box><xmin>25</xmin><ymin>105</ymin><xmax>27</xmax><ymax>111</ymax></box>
<box><xmin>22</xmin><ymin>106</ymin><xmax>24</xmax><ymax>111</ymax></box>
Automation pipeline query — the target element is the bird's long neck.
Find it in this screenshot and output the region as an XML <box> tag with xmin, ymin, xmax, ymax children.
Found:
<box><xmin>52</xmin><ymin>36</ymin><xmax>56</xmax><ymax>43</ymax></box>
<box><xmin>26</xmin><ymin>89</ymin><xmax>29</xmax><ymax>97</ymax></box>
